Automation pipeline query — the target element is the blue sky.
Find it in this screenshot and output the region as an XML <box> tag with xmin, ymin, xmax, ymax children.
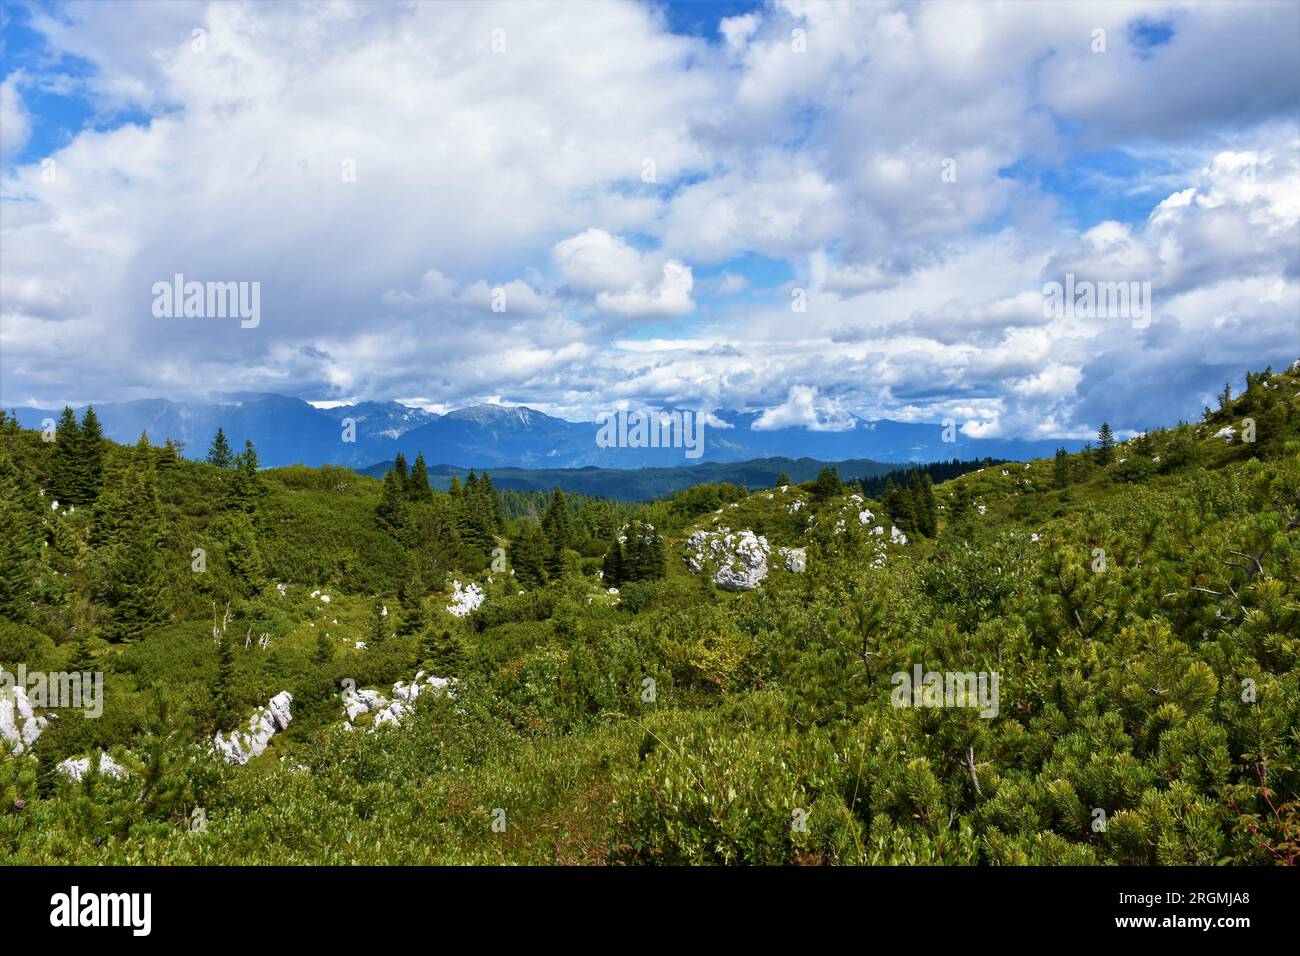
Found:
<box><xmin>1</xmin><ymin>0</ymin><xmax>1297</xmax><ymax>438</ymax></box>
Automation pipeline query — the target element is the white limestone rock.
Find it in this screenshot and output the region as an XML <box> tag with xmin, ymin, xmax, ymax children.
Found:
<box><xmin>213</xmin><ymin>691</ymin><xmax>293</xmax><ymax>766</ymax></box>
<box><xmin>58</xmin><ymin>752</ymin><xmax>126</xmax><ymax>782</ymax></box>
<box><xmin>685</xmin><ymin>527</ymin><xmax>771</xmax><ymax>591</ymax></box>
<box><xmin>0</xmin><ymin>686</ymin><xmax>49</xmax><ymax>754</ymax></box>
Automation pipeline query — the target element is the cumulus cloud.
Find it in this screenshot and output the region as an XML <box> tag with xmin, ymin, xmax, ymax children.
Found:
<box><xmin>0</xmin><ymin>0</ymin><xmax>1296</xmax><ymax>438</ymax></box>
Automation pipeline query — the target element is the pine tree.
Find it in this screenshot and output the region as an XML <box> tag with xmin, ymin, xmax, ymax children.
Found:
<box><xmin>0</xmin><ymin>452</ymin><xmax>42</xmax><ymax>620</ymax></box>
<box><xmin>407</xmin><ymin>453</ymin><xmax>432</xmax><ymax>502</ymax></box>
<box><xmin>376</xmin><ymin>470</ymin><xmax>411</xmax><ymax>540</ymax></box>
<box><xmin>224</xmin><ymin>439</ymin><xmax>265</xmax><ymax>514</ymax></box>
<box><xmin>1053</xmin><ymin>448</ymin><xmax>1072</xmax><ymax>490</ymax></box>
<box><xmin>0</xmin><ymin>494</ymin><xmax>37</xmax><ymax>620</ymax></box>
<box><xmin>1095</xmin><ymin>422</ymin><xmax>1115</xmax><ymax>466</ymax></box>
<box><xmin>207</xmin><ymin>427</ymin><xmax>235</xmax><ymax>468</ymax></box>
<box><xmin>422</xmin><ymin>628</ymin><xmax>465</xmax><ymax>677</ymax></box>
<box><xmin>214</xmin><ymin>510</ymin><xmax>265</xmax><ymax>599</ymax></box>
<box><xmin>396</xmin><ymin>569</ymin><xmax>425</xmax><ymax>637</ymax></box>
<box><xmin>369</xmin><ymin>595</ymin><xmax>388</xmax><ymax>646</ymax></box>
<box><xmin>95</xmin><ymin>442</ymin><xmax>166</xmax><ymax>641</ymax></box>
<box><xmin>394</xmin><ymin>452</ymin><xmax>409</xmax><ymax>483</ymax></box>
<box><xmin>312</xmin><ymin>630</ymin><xmax>335</xmax><ymax>664</ymax></box>
<box><xmin>512</xmin><ymin>519</ymin><xmax>549</xmax><ymax>589</ymax></box>
<box><xmin>448</xmin><ymin>475</ymin><xmax>462</xmax><ymax>497</ymax></box>
<box><xmin>47</xmin><ymin>406</ymin><xmax>81</xmax><ymax>504</ymax></box>
<box><xmin>542</xmin><ymin>488</ymin><xmax>572</xmax><ymax>578</ymax></box>
<box><xmin>811</xmin><ymin>466</ymin><xmax>843</xmax><ymax>504</ymax></box>
<box><xmin>601</xmin><ymin>535</ymin><xmax>624</xmax><ymax>587</ymax></box>
<box><xmin>1217</xmin><ymin>382</ymin><xmax>1233</xmax><ymax>411</ymax></box>
<box><xmin>213</xmin><ymin>635</ymin><xmax>240</xmax><ymax>728</ymax></box>
<box><xmin>76</xmin><ymin>405</ymin><xmax>105</xmax><ymax>504</ymax></box>
<box><xmin>776</xmin><ymin>472</ymin><xmax>791</xmax><ymax>486</ymax></box>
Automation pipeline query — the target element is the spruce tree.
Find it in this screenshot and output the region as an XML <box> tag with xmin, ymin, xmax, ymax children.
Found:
<box><xmin>811</xmin><ymin>466</ymin><xmax>843</xmax><ymax>504</ymax></box>
<box><xmin>376</xmin><ymin>469</ymin><xmax>411</xmax><ymax>539</ymax></box>
<box><xmin>601</xmin><ymin>535</ymin><xmax>624</xmax><ymax>587</ymax></box>
<box><xmin>207</xmin><ymin>427</ymin><xmax>235</xmax><ymax>468</ymax></box>
<box><xmin>542</xmin><ymin>488</ymin><xmax>572</xmax><ymax>578</ymax></box>
<box><xmin>369</xmin><ymin>595</ymin><xmax>388</xmax><ymax>646</ymax></box>
<box><xmin>394</xmin><ymin>452</ymin><xmax>409</xmax><ymax>483</ymax></box>
<box><xmin>1095</xmin><ymin>422</ymin><xmax>1115</xmax><ymax>466</ymax></box>
<box><xmin>96</xmin><ymin>442</ymin><xmax>166</xmax><ymax>641</ymax></box>
<box><xmin>1053</xmin><ymin>447</ymin><xmax>1072</xmax><ymax>490</ymax></box>
<box><xmin>225</xmin><ymin>440</ymin><xmax>265</xmax><ymax>513</ymax></box>
<box><xmin>407</xmin><ymin>453</ymin><xmax>432</xmax><ymax>502</ymax></box>
<box><xmin>213</xmin><ymin>635</ymin><xmax>240</xmax><ymax>728</ymax></box>
<box><xmin>48</xmin><ymin>406</ymin><xmax>81</xmax><ymax>504</ymax></box>
<box><xmin>396</xmin><ymin>569</ymin><xmax>425</xmax><ymax>637</ymax></box>
<box><xmin>76</xmin><ymin>405</ymin><xmax>105</xmax><ymax>504</ymax></box>
<box><xmin>512</xmin><ymin>519</ymin><xmax>549</xmax><ymax>589</ymax></box>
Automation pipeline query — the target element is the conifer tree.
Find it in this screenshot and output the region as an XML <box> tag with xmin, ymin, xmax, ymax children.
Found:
<box><xmin>0</xmin><ymin>452</ymin><xmax>42</xmax><ymax>620</ymax></box>
<box><xmin>810</xmin><ymin>466</ymin><xmax>843</xmax><ymax>504</ymax></box>
<box><xmin>95</xmin><ymin>441</ymin><xmax>166</xmax><ymax>641</ymax></box>
<box><xmin>422</xmin><ymin>628</ymin><xmax>465</xmax><ymax>677</ymax></box>
<box><xmin>207</xmin><ymin>427</ymin><xmax>235</xmax><ymax>468</ymax></box>
<box><xmin>312</xmin><ymin>630</ymin><xmax>335</xmax><ymax>664</ymax></box>
<box><xmin>214</xmin><ymin>510</ymin><xmax>266</xmax><ymax>599</ymax></box>
<box><xmin>512</xmin><ymin>519</ymin><xmax>549</xmax><ymax>589</ymax></box>
<box><xmin>1095</xmin><ymin>422</ymin><xmax>1115</xmax><ymax>466</ymax></box>
<box><xmin>776</xmin><ymin>472</ymin><xmax>791</xmax><ymax>486</ymax></box>
<box><xmin>76</xmin><ymin>405</ymin><xmax>105</xmax><ymax>504</ymax></box>
<box><xmin>225</xmin><ymin>440</ymin><xmax>265</xmax><ymax>513</ymax></box>
<box><xmin>1053</xmin><ymin>447</ymin><xmax>1072</xmax><ymax>490</ymax></box>
<box><xmin>213</xmin><ymin>635</ymin><xmax>240</xmax><ymax>728</ymax></box>
<box><xmin>394</xmin><ymin>452</ymin><xmax>409</xmax><ymax>483</ymax></box>
<box><xmin>47</xmin><ymin>406</ymin><xmax>81</xmax><ymax>504</ymax></box>
<box><xmin>542</xmin><ymin>488</ymin><xmax>572</xmax><ymax>578</ymax></box>
<box><xmin>369</xmin><ymin>595</ymin><xmax>388</xmax><ymax>646</ymax></box>
<box><xmin>407</xmin><ymin>453</ymin><xmax>432</xmax><ymax>502</ymax></box>
<box><xmin>396</xmin><ymin>569</ymin><xmax>425</xmax><ymax>637</ymax></box>
<box><xmin>601</xmin><ymin>534</ymin><xmax>624</xmax><ymax>587</ymax></box>
<box><xmin>376</xmin><ymin>469</ymin><xmax>411</xmax><ymax>540</ymax></box>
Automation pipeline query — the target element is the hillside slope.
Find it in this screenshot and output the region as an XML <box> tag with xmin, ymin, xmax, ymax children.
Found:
<box><xmin>0</xmin><ymin>362</ymin><xmax>1296</xmax><ymax>864</ymax></box>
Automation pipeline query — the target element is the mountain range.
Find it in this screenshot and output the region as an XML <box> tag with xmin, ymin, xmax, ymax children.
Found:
<box><xmin>6</xmin><ymin>393</ymin><xmax>1084</xmax><ymax>471</ymax></box>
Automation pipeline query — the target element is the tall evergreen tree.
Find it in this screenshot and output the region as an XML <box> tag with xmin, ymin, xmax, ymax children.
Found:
<box><xmin>376</xmin><ymin>469</ymin><xmax>411</xmax><ymax>539</ymax></box>
<box><xmin>810</xmin><ymin>466</ymin><xmax>843</xmax><ymax>504</ymax></box>
<box><xmin>207</xmin><ymin>427</ymin><xmax>235</xmax><ymax>468</ymax></box>
<box><xmin>47</xmin><ymin>406</ymin><xmax>81</xmax><ymax>504</ymax></box>
<box><xmin>1095</xmin><ymin>422</ymin><xmax>1116</xmax><ymax>466</ymax></box>
<box><xmin>76</xmin><ymin>405</ymin><xmax>106</xmax><ymax>504</ymax></box>
<box><xmin>1053</xmin><ymin>447</ymin><xmax>1072</xmax><ymax>490</ymax></box>
<box><xmin>225</xmin><ymin>440</ymin><xmax>265</xmax><ymax>513</ymax></box>
<box><xmin>396</xmin><ymin>569</ymin><xmax>425</xmax><ymax>637</ymax></box>
<box><xmin>96</xmin><ymin>444</ymin><xmax>166</xmax><ymax>640</ymax></box>
<box><xmin>0</xmin><ymin>454</ymin><xmax>41</xmax><ymax>620</ymax></box>
<box><xmin>407</xmin><ymin>453</ymin><xmax>432</xmax><ymax>502</ymax></box>
<box><xmin>512</xmin><ymin>519</ymin><xmax>549</xmax><ymax>589</ymax></box>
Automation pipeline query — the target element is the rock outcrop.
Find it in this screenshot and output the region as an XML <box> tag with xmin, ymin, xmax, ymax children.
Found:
<box><xmin>58</xmin><ymin>752</ymin><xmax>127</xmax><ymax>782</ymax></box>
<box><xmin>0</xmin><ymin>686</ymin><xmax>48</xmax><ymax>754</ymax></box>
<box><xmin>685</xmin><ymin>527</ymin><xmax>771</xmax><ymax>591</ymax></box>
<box><xmin>213</xmin><ymin>691</ymin><xmax>293</xmax><ymax>765</ymax></box>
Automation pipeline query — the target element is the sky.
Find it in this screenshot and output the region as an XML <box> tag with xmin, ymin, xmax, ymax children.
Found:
<box><xmin>1</xmin><ymin>0</ymin><xmax>1297</xmax><ymax>439</ymax></box>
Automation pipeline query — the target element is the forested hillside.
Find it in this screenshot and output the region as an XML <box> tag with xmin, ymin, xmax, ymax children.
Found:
<box><xmin>0</xmin><ymin>363</ymin><xmax>1296</xmax><ymax>865</ymax></box>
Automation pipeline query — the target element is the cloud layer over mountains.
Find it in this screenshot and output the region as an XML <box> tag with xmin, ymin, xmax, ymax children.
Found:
<box><xmin>2</xmin><ymin>0</ymin><xmax>1297</xmax><ymax>440</ymax></box>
